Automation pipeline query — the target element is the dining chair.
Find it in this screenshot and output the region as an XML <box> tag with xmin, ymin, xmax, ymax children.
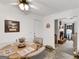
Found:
<box><xmin>33</xmin><ymin>37</ymin><xmax>43</xmax><ymax>45</ymax></box>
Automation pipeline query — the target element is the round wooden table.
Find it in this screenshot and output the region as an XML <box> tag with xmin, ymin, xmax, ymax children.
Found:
<box><xmin>1</xmin><ymin>43</ymin><xmax>37</xmax><ymax>59</ymax></box>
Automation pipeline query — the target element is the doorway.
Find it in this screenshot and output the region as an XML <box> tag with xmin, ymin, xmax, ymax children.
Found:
<box><xmin>65</xmin><ymin>23</ymin><xmax>74</xmax><ymax>40</ymax></box>
<box><xmin>54</xmin><ymin>19</ymin><xmax>59</xmax><ymax>47</ymax></box>
<box><xmin>54</xmin><ymin>19</ymin><xmax>77</xmax><ymax>58</ymax></box>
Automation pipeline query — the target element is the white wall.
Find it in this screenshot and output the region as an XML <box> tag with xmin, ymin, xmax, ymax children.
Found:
<box><xmin>43</xmin><ymin>17</ymin><xmax>55</xmax><ymax>49</ymax></box>
<box><xmin>0</xmin><ymin>4</ymin><xmax>43</xmax><ymax>48</ymax></box>
<box><xmin>43</xmin><ymin>8</ymin><xmax>79</xmax><ymax>49</ymax></box>
<box><xmin>75</xmin><ymin>18</ymin><xmax>79</xmax><ymax>53</ymax></box>
<box><xmin>34</xmin><ymin>19</ymin><xmax>43</xmax><ymax>38</ymax></box>
<box><xmin>72</xmin><ymin>9</ymin><xmax>79</xmax><ymax>53</ymax></box>
<box><xmin>43</xmin><ymin>10</ymin><xmax>74</xmax><ymax>49</ymax></box>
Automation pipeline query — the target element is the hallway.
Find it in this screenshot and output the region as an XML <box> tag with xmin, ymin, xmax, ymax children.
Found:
<box><xmin>32</xmin><ymin>40</ymin><xmax>78</xmax><ymax>59</ymax></box>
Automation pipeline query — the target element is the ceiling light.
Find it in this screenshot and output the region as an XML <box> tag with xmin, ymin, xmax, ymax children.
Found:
<box><xmin>25</xmin><ymin>4</ymin><xmax>29</xmax><ymax>10</ymax></box>
<box><xmin>19</xmin><ymin>3</ymin><xmax>25</xmax><ymax>10</ymax></box>
<box><xmin>19</xmin><ymin>3</ymin><xmax>29</xmax><ymax>11</ymax></box>
<box><xmin>18</xmin><ymin>0</ymin><xmax>30</xmax><ymax>11</ymax></box>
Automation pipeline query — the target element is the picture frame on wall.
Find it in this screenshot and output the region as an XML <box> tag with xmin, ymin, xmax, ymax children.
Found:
<box><xmin>46</xmin><ymin>23</ymin><xmax>50</xmax><ymax>28</ymax></box>
<box><xmin>5</xmin><ymin>20</ymin><xmax>20</xmax><ymax>32</ymax></box>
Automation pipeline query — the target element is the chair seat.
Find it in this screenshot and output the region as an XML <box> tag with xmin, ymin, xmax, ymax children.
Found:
<box><xmin>27</xmin><ymin>46</ymin><xmax>45</xmax><ymax>57</ymax></box>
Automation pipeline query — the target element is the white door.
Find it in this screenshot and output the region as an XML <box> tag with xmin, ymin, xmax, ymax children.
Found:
<box><xmin>34</xmin><ymin>20</ymin><xmax>43</xmax><ymax>38</ymax></box>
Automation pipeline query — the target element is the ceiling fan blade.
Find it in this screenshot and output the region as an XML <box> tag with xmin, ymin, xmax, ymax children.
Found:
<box><xmin>27</xmin><ymin>0</ymin><xmax>32</xmax><ymax>2</ymax></box>
<box><xmin>9</xmin><ymin>0</ymin><xmax>19</xmax><ymax>5</ymax></box>
<box><xmin>9</xmin><ymin>3</ymin><xmax>18</xmax><ymax>5</ymax></box>
<box><xmin>29</xmin><ymin>4</ymin><xmax>38</xmax><ymax>10</ymax></box>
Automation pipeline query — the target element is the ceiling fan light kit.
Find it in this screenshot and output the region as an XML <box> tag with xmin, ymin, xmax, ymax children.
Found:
<box><xmin>18</xmin><ymin>0</ymin><xmax>30</xmax><ymax>11</ymax></box>
<box><xmin>10</xmin><ymin>0</ymin><xmax>38</xmax><ymax>10</ymax></box>
<box><xmin>25</xmin><ymin>4</ymin><xmax>30</xmax><ymax>10</ymax></box>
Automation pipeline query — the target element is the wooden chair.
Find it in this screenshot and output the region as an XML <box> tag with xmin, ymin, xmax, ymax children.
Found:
<box><xmin>33</xmin><ymin>37</ymin><xmax>43</xmax><ymax>48</ymax></box>
<box><xmin>33</xmin><ymin>37</ymin><xmax>43</xmax><ymax>45</ymax></box>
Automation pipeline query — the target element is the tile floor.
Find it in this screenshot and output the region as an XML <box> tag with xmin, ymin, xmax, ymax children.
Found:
<box><xmin>32</xmin><ymin>40</ymin><xmax>78</xmax><ymax>59</ymax></box>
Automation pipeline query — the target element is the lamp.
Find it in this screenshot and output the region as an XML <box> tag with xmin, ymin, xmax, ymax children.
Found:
<box><xmin>18</xmin><ymin>0</ymin><xmax>30</xmax><ymax>11</ymax></box>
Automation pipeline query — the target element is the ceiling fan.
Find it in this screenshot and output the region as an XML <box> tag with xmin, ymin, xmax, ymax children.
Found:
<box><xmin>10</xmin><ymin>0</ymin><xmax>38</xmax><ymax>11</ymax></box>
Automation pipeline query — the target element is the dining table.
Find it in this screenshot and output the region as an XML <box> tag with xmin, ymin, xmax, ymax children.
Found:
<box><xmin>0</xmin><ymin>42</ymin><xmax>37</xmax><ymax>59</ymax></box>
